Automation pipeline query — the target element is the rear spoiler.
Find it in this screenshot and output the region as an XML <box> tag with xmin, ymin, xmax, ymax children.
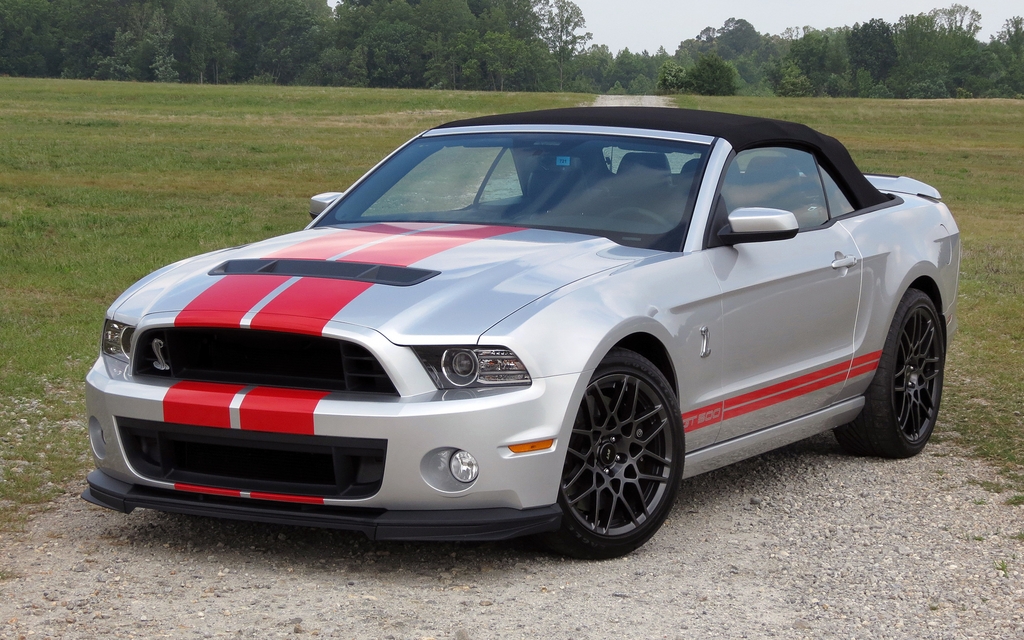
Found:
<box><xmin>865</xmin><ymin>174</ymin><xmax>941</xmax><ymax>201</ymax></box>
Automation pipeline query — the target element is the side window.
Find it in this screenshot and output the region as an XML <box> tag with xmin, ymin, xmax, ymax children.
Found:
<box><xmin>719</xmin><ymin>148</ymin><xmax>829</xmax><ymax>230</ymax></box>
<box><xmin>819</xmin><ymin>166</ymin><xmax>855</xmax><ymax>216</ymax></box>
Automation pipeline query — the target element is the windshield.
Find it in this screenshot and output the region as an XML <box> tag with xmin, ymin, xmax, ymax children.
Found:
<box><xmin>316</xmin><ymin>132</ymin><xmax>710</xmax><ymax>250</ymax></box>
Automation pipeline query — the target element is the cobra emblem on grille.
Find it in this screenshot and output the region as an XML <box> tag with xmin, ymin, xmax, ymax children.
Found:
<box><xmin>151</xmin><ymin>338</ymin><xmax>171</xmax><ymax>371</ymax></box>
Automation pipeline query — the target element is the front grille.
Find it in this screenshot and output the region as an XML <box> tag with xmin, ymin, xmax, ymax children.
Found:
<box><xmin>133</xmin><ymin>328</ymin><xmax>396</xmax><ymax>394</ymax></box>
<box><xmin>118</xmin><ymin>418</ymin><xmax>386</xmax><ymax>499</ymax></box>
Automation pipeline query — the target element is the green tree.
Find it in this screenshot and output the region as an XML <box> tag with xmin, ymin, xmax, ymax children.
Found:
<box><xmin>849</xmin><ymin>18</ymin><xmax>897</xmax><ymax>84</ymax></box>
<box><xmin>656</xmin><ymin>59</ymin><xmax>688</xmax><ymax>93</ymax></box>
<box><xmin>686</xmin><ymin>52</ymin><xmax>736</xmax><ymax>95</ymax></box>
<box><xmin>172</xmin><ymin>0</ymin><xmax>232</xmax><ymax>83</ymax></box>
<box><xmin>776</xmin><ymin>61</ymin><xmax>814</xmax><ymax>97</ymax></box>
<box><xmin>0</xmin><ymin>0</ymin><xmax>61</xmax><ymax>76</ymax></box>
<box><xmin>541</xmin><ymin>0</ymin><xmax>591</xmax><ymax>90</ymax></box>
<box><xmin>478</xmin><ymin>30</ymin><xmax>524</xmax><ymax>90</ymax></box>
<box><xmin>94</xmin><ymin>29</ymin><xmax>138</xmax><ymax>80</ymax></box>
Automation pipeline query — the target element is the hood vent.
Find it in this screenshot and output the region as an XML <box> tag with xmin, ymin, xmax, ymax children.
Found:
<box><xmin>210</xmin><ymin>259</ymin><xmax>439</xmax><ymax>287</ymax></box>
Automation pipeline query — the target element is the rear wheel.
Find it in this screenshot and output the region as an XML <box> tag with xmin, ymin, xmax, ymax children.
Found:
<box><xmin>835</xmin><ymin>289</ymin><xmax>945</xmax><ymax>458</ymax></box>
<box><xmin>540</xmin><ymin>349</ymin><xmax>684</xmax><ymax>559</ymax></box>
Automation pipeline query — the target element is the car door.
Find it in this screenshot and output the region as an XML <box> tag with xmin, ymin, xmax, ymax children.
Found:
<box><xmin>704</xmin><ymin>147</ymin><xmax>862</xmax><ymax>443</ymax></box>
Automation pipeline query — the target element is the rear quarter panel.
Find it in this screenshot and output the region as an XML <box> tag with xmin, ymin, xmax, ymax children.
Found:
<box><xmin>837</xmin><ymin>195</ymin><xmax>959</xmax><ymax>398</ymax></box>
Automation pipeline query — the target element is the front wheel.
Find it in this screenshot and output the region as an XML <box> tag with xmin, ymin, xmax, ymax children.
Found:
<box><xmin>835</xmin><ymin>288</ymin><xmax>946</xmax><ymax>458</ymax></box>
<box><xmin>539</xmin><ymin>349</ymin><xmax>684</xmax><ymax>559</ymax></box>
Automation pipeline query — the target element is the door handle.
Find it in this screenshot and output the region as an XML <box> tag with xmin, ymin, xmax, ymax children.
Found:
<box><xmin>831</xmin><ymin>254</ymin><xmax>858</xmax><ymax>269</ymax></box>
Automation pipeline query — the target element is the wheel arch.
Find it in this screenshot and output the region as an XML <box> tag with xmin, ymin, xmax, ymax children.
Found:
<box><xmin>906</xmin><ymin>275</ymin><xmax>946</xmax><ymax>344</ymax></box>
<box><xmin>908</xmin><ymin>275</ymin><xmax>942</xmax><ymax>318</ymax></box>
<box><xmin>612</xmin><ymin>332</ymin><xmax>677</xmax><ymax>396</ymax></box>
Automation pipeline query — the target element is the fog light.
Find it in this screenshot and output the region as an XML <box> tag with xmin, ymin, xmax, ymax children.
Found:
<box><xmin>449</xmin><ymin>450</ymin><xmax>479</xmax><ymax>483</ymax></box>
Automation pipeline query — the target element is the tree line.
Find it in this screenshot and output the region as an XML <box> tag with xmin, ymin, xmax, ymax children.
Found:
<box><xmin>1</xmin><ymin>0</ymin><xmax>1021</xmax><ymax>97</ymax></box>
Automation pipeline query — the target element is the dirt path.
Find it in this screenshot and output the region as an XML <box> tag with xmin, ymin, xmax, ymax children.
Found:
<box><xmin>1</xmin><ymin>432</ymin><xmax>1022</xmax><ymax>639</ymax></box>
<box><xmin>592</xmin><ymin>95</ymin><xmax>673</xmax><ymax>107</ymax></box>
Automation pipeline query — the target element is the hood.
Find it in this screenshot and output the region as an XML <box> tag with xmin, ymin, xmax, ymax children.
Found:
<box><xmin>112</xmin><ymin>223</ymin><xmax>652</xmax><ymax>344</ymax></box>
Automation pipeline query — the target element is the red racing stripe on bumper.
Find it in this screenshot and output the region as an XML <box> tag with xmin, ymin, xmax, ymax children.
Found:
<box><xmin>163</xmin><ymin>381</ymin><xmax>246</xmax><ymax>429</ymax></box>
<box><xmin>249</xmin><ymin>491</ymin><xmax>325</xmax><ymax>505</ymax></box>
<box><xmin>237</xmin><ymin>387</ymin><xmax>330</xmax><ymax>435</ymax></box>
<box><xmin>174</xmin><ymin>483</ymin><xmax>241</xmax><ymax>498</ymax></box>
<box><xmin>173</xmin><ymin>483</ymin><xmax>324</xmax><ymax>505</ymax></box>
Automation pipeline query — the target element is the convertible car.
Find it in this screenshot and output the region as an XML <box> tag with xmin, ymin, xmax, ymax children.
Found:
<box><xmin>83</xmin><ymin>107</ymin><xmax>959</xmax><ymax>558</ymax></box>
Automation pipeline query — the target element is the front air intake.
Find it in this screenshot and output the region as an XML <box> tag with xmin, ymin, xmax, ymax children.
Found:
<box><xmin>133</xmin><ymin>328</ymin><xmax>397</xmax><ymax>394</ymax></box>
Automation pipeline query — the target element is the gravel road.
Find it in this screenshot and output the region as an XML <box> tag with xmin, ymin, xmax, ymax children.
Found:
<box><xmin>2</xmin><ymin>430</ymin><xmax>1022</xmax><ymax>639</ymax></box>
<box><xmin>592</xmin><ymin>95</ymin><xmax>673</xmax><ymax>107</ymax></box>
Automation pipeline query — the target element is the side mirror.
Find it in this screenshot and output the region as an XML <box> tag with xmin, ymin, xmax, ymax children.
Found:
<box><xmin>309</xmin><ymin>192</ymin><xmax>345</xmax><ymax>219</ymax></box>
<box><xmin>717</xmin><ymin>207</ymin><xmax>799</xmax><ymax>245</ymax></box>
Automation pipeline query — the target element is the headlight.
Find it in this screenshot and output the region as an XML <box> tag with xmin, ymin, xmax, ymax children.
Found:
<box><xmin>101</xmin><ymin>319</ymin><xmax>135</xmax><ymax>362</ymax></box>
<box><xmin>414</xmin><ymin>346</ymin><xmax>531</xmax><ymax>389</ymax></box>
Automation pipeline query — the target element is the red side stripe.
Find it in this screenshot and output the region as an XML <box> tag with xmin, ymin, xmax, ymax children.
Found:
<box><xmin>238</xmin><ymin>387</ymin><xmax>330</xmax><ymax>435</ymax></box>
<box><xmin>724</xmin><ymin>371</ymin><xmax>850</xmax><ymax>420</ymax></box>
<box><xmin>682</xmin><ymin>403</ymin><xmax>724</xmax><ymax>433</ymax></box>
<box><xmin>848</xmin><ymin>363</ymin><xmax>880</xmax><ymax>378</ymax></box>
<box><xmin>249</xmin><ymin>491</ymin><xmax>325</xmax><ymax>505</ymax></box>
<box><xmin>175</xmin><ymin>275</ymin><xmax>290</xmax><ymax>328</ymax></box>
<box><xmin>174</xmin><ymin>483</ymin><xmax>241</xmax><ymax>498</ymax></box>
<box><xmin>851</xmin><ymin>351</ymin><xmax>883</xmax><ymax>367</ymax></box>
<box><xmin>682</xmin><ymin>350</ymin><xmax>884</xmax><ymax>430</ymax></box>
<box><xmin>725</xmin><ymin>360</ymin><xmax>851</xmax><ymax>411</ymax></box>
<box><xmin>163</xmin><ymin>381</ymin><xmax>245</xmax><ymax>429</ymax></box>
<box><xmin>247</xmin><ymin>278</ymin><xmax>373</xmax><ymax>336</ymax></box>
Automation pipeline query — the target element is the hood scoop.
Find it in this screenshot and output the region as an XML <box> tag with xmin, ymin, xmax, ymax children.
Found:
<box><xmin>209</xmin><ymin>259</ymin><xmax>440</xmax><ymax>287</ymax></box>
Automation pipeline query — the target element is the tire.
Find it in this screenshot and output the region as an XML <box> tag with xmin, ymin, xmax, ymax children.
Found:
<box><xmin>539</xmin><ymin>348</ymin><xmax>684</xmax><ymax>559</ymax></box>
<box><xmin>835</xmin><ymin>288</ymin><xmax>945</xmax><ymax>458</ymax></box>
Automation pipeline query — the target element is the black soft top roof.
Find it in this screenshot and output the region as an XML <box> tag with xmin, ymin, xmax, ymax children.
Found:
<box><xmin>437</xmin><ymin>106</ymin><xmax>888</xmax><ymax>210</ymax></box>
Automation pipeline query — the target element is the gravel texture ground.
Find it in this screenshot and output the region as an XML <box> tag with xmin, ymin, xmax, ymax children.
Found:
<box><xmin>1</xmin><ymin>431</ymin><xmax>1022</xmax><ymax>640</ymax></box>
<box><xmin>591</xmin><ymin>95</ymin><xmax>672</xmax><ymax>107</ymax></box>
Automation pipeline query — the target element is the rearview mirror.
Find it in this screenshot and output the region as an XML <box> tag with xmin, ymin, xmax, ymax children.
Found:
<box><xmin>309</xmin><ymin>192</ymin><xmax>345</xmax><ymax>219</ymax></box>
<box><xmin>717</xmin><ymin>207</ymin><xmax>799</xmax><ymax>245</ymax></box>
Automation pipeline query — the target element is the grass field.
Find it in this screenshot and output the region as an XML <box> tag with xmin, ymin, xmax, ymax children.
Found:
<box><xmin>1</xmin><ymin>79</ymin><xmax>1022</xmax><ymax>531</ymax></box>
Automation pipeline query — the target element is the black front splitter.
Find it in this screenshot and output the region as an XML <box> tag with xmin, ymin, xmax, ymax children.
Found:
<box><xmin>82</xmin><ymin>470</ymin><xmax>561</xmax><ymax>542</ymax></box>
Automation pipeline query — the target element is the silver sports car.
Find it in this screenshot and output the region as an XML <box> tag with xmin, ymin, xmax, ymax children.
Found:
<box><xmin>83</xmin><ymin>107</ymin><xmax>959</xmax><ymax>558</ymax></box>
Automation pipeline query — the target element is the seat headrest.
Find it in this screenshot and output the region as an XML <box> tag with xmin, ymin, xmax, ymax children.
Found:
<box><xmin>617</xmin><ymin>152</ymin><xmax>670</xmax><ymax>176</ymax></box>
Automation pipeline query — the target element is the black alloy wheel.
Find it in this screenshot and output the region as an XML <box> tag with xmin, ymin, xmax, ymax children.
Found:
<box><xmin>835</xmin><ymin>288</ymin><xmax>945</xmax><ymax>458</ymax></box>
<box><xmin>540</xmin><ymin>348</ymin><xmax>684</xmax><ymax>559</ymax></box>
<box><xmin>893</xmin><ymin>303</ymin><xmax>943</xmax><ymax>444</ymax></box>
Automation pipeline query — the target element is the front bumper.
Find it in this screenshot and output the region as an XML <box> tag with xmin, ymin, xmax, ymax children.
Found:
<box><xmin>85</xmin><ymin>357</ymin><xmax>587</xmax><ymax>513</ymax></box>
<box><xmin>83</xmin><ymin>470</ymin><xmax>562</xmax><ymax>541</ymax></box>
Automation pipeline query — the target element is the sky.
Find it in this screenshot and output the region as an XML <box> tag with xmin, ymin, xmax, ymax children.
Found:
<box><xmin>571</xmin><ymin>0</ymin><xmax>1021</xmax><ymax>54</ymax></box>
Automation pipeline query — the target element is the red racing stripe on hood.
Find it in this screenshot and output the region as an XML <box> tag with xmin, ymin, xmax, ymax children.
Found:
<box><xmin>338</xmin><ymin>224</ymin><xmax>524</xmax><ymax>265</ymax></box>
<box><xmin>164</xmin><ymin>381</ymin><xmax>246</xmax><ymax>429</ymax></box>
<box><xmin>264</xmin><ymin>223</ymin><xmax>425</xmax><ymax>260</ymax></box>
<box><xmin>173</xmin><ymin>225</ymin><xmax>407</xmax><ymax>328</ymax></box>
<box><xmin>248</xmin><ymin>224</ymin><xmax>522</xmax><ymax>335</ymax></box>
<box><xmin>175</xmin><ymin>274</ymin><xmax>290</xmax><ymax>329</ymax></box>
